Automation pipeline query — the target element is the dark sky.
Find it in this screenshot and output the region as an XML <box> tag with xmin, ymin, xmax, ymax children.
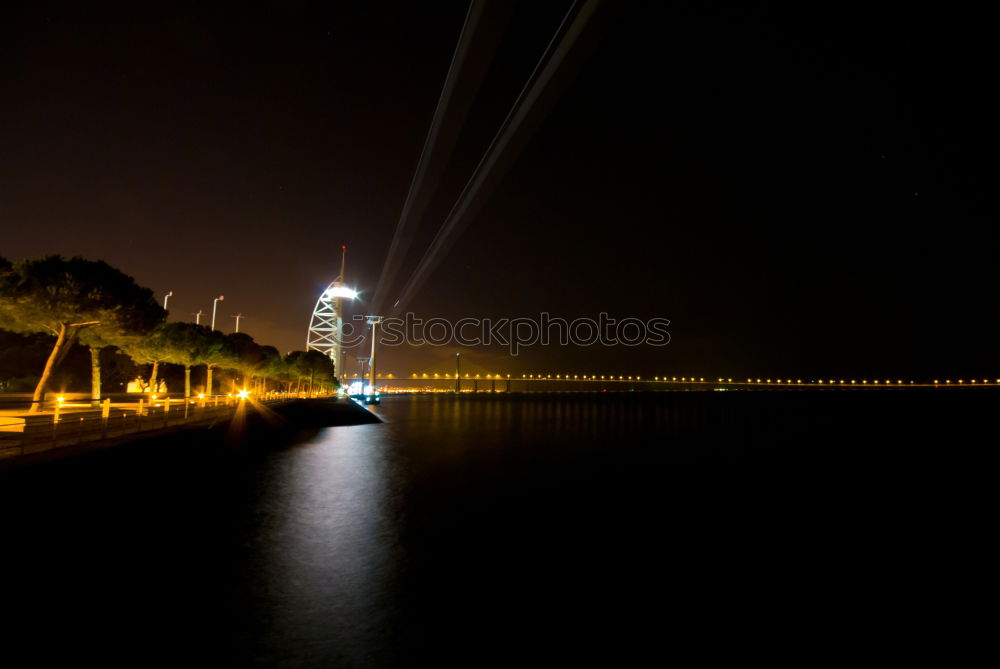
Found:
<box><xmin>2</xmin><ymin>1</ymin><xmax>998</xmax><ymax>379</ymax></box>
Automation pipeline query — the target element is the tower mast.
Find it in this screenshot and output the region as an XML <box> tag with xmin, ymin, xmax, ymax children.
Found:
<box><xmin>332</xmin><ymin>245</ymin><xmax>346</xmax><ymax>379</ymax></box>
<box><xmin>305</xmin><ymin>244</ymin><xmax>357</xmax><ymax>384</ymax></box>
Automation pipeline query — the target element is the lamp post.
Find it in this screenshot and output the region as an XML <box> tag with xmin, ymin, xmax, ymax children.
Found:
<box><xmin>367</xmin><ymin>316</ymin><xmax>383</xmax><ymax>396</ymax></box>
<box><xmin>356</xmin><ymin>356</ymin><xmax>369</xmax><ymax>395</ymax></box>
<box><xmin>232</xmin><ymin>313</ymin><xmax>245</xmax><ymax>332</ymax></box>
<box><xmin>193</xmin><ymin>310</ymin><xmax>202</xmax><ymax>325</ymax></box>
<box><xmin>163</xmin><ymin>291</ymin><xmax>173</xmax><ymax>310</ymax></box>
<box><xmin>211</xmin><ymin>295</ymin><xmax>224</xmax><ymax>330</ymax></box>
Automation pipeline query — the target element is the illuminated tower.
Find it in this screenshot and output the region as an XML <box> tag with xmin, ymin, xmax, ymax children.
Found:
<box><xmin>306</xmin><ymin>245</ymin><xmax>357</xmax><ymax>378</ymax></box>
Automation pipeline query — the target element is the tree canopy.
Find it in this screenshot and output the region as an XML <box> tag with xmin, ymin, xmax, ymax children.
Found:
<box><xmin>0</xmin><ymin>255</ymin><xmax>163</xmax><ymax>337</ymax></box>
<box><xmin>0</xmin><ymin>255</ymin><xmax>164</xmax><ymax>410</ymax></box>
<box><xmin>1</xmin><ymin>254</ymin><xmax>320</xmax><ymax>405</ymax></box>
<box><xmin>286</xmin><ymin>350</ymin><xmax>337</xmax><ymax>392</ymax></box>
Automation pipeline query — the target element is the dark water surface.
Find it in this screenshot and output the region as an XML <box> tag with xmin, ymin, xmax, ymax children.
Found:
<box><xmin>1</xmin><ymin>392</ymin><xmax>992</xmax><ymax>666</ymax></box>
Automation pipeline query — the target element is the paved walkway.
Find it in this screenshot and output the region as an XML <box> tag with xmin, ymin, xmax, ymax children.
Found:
<box><xmin>0</xmin><ymin>396</ymin><xmax>302</xmax><ymax>463</ymax></box>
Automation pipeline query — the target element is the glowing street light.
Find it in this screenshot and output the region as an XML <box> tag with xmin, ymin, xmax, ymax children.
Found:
<box><xmin>211</xmin><ymin>295</ymin><xmax>224</xmax><ymax>330</ymax></box>
<box><xmin>163</xmin><ymin>291</ymin><xmax>173</xmax><ymax>310</ymax></box>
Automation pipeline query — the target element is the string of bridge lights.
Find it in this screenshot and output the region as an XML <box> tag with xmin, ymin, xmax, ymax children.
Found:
<box><xmin>342</xmin><ymin>373</ymin><xmax>1000</xmax><ymax>387</ymax></box>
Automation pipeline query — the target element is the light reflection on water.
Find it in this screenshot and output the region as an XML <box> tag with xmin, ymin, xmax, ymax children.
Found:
<box><xmin>1</xmin><ymin>392</ymin><xmax>990</xmax><ymax>665</ymax></box>
<box><xmin>237</xmin><ymin>423</ymin><xmax>405</xmax><ymax>666</ymax></box>
<box><xmin>231</xmin><ymin>394</ymin><xmax>722</xmax><ymax>665</ymax></box>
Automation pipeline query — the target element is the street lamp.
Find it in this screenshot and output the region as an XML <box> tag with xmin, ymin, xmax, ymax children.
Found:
<box><xmin>211</xmin><ymin>295</ymin><xmax>224</xmax><ymax>330</ymax></box>
<box><xmin>232</xmin><ymin>313</ymin><xmax>245</xmax><ymax>332</ymax></box>
<box><xmin>356</xmin><ymin>356</ymin><xmax>369</xmax><ymax>395</ymax></box>
<box><xmin>193</xmin><ymin>310</ymin><xmax>202</xmax><ymax>325</ymax></box>
<box><xmin>366</xmin><ymin>316</ymin><xmax>383</xmax><ymax>397</ymax></box>
<box><xmin>163</xmin><ymin>291</ymin><xmax>173</xmax><ymax>310</ymax></box>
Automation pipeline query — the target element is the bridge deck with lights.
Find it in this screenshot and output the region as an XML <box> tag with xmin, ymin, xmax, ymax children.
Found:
<box><xmin>343</xmin><ymin>373</ymin><xmax>1000</xmax><ymax>393</ymax></box>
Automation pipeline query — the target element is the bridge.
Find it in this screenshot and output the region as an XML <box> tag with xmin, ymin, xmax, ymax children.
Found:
<box><xmin>341</xmin><ymin>372</ymin><xmax>1000</xmax><ymax>393</ymax></box>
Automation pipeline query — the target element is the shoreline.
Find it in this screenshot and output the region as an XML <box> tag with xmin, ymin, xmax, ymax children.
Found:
<box><xmin>0</xmin><ymin>397</ymin><xmax>380</xmax><ymax>473</ymax></box>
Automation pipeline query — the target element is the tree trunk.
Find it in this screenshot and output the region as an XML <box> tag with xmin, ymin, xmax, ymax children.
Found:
<box><xmin>206</xmin><ymin>365</ymin><xmax>214</xmax><ymax>395</ymax></box>
<box><xmin>148</xmin><ymin>360</ymin><xmax>159</xmax><ymax>398</ymax></box>
<box><xmin>184</xmin><ymin>364</ymin><xmax>191</xmax><ymax>398</ymax></box>
<box><xmin>30</xmin><ymin>323</ymin><xmax>69</xmax><ymax>413</ymax></box>
<box><xmin>89</xmin><ymin>346</ymin><xmax>102</xmax><ymax>404</ymax></box>
<box><xmin>51</xmin><ymin>329</ymin><xmax>79</xmax><ymax>369</ymax></box>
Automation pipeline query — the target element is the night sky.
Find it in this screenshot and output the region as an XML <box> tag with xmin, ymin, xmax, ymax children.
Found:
<box><xmin>2</xmin><ymin>1</ymin><xmax>997</xmax><ymax>379</ymax></box>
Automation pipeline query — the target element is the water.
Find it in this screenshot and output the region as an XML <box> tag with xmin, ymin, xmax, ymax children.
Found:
<box><xmin>0</xmin><ymin>392</ymin><xmax>992</xmax><ymax>665</ymax></box>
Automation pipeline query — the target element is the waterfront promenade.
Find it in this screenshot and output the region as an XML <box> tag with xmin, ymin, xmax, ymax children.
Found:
<box><xmin>0</xmin><ymin>393</ymin><xmax>359</xmax><ymax>464</ymax></box>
